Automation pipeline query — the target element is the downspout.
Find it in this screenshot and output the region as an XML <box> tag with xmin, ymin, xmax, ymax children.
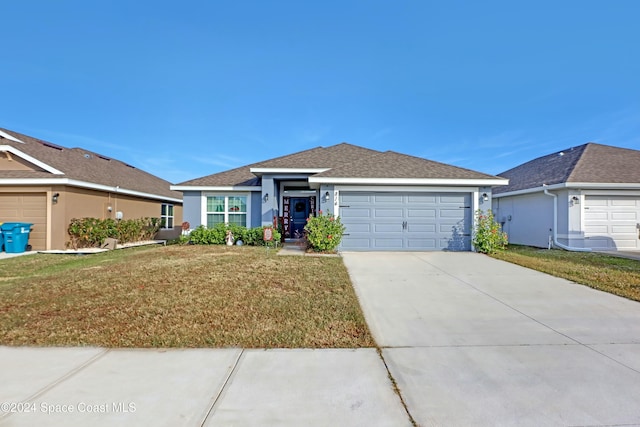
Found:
<box><xmin>543</xmin><ymin>186</ymin><xmax>591</xmax><ymax>252</ymax></box>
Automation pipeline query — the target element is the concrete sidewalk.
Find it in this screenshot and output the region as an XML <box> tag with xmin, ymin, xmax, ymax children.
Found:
<box><xmin>0</xmin><ymin>347</ymin><xmax>410</xmax><ymax>426</ymax></box>
<box><xmin>342</xmin><ymin>251</ymin><xmax>640</xmax><ymax>426</ymax></box>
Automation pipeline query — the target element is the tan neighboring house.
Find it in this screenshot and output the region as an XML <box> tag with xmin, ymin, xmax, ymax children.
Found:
<box><xmin>0</xmin><ymin>128</ymin><xmax>183</xmax><ymax>250</ymax></box>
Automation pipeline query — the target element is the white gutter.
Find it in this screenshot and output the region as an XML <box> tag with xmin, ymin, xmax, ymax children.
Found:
<box><xmin>309</xmin><ymin>177</ymin><xmax>509</xmax><ymax>186</ymax></box>
<box><xmin>543</xmin><ymin>186</ymin><xmax>591</xmax><ymax>252</ymax></box>
<box><xmin>0</xmin><ymin>177</ymin><xmax>182</xmax><ymax>203</ymax></box>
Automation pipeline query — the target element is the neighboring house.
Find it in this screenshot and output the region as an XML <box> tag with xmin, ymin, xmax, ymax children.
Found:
<box><xmin>493</xmin><ymin>143</ymin><xmax>640</xmax><ymax>251</ymax></box>
<box><xmin>172</xmin><ymin>143</ymin><xmax>507</xmax><ymax>251</ymax></box>
<box><xmin>0</xmin><ymin>128</ymin><xmax>183</xmax><ymax>250</ymax></box>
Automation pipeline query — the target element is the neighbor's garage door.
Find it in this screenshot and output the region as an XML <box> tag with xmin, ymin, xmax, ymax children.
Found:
<box><xmin>0</xmin><ymin>193</ymin><xmax>47</xmax><ymax>250</ymax></box>
<box><xmin>584</xmin><ymin>195</ymin><xmax>640</xmax><ymax>250</ymax></box>
<box><xmin>339</xmin><ymin>192</ymin><xmax>472</xmax><ymax>251</ymax></box>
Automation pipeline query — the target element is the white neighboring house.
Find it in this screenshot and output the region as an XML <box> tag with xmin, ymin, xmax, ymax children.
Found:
<box><xmin>492</xmin><ymin>143</ymin><xmax>640</xmax><ymax>251</ymax></box>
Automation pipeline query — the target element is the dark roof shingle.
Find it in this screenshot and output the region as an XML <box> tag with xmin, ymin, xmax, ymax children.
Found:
<box><xmin>314</xmin><ymin>150</ymin><xmax>499</xmax><ymax>179</ymax></box>
<box><xmin>495</xmin><ymin>143</ymin><xmax>640</xmax><ymax>194</ymax></box>
<box><xmin>0</xmin><ymin>128</ymin><xmax>181</xmax><ymax>200</ymax></box>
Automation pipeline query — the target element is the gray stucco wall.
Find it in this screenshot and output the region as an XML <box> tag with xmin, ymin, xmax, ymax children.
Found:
<box><xmin>182</xmin><ymin>191</ymin><xmax>202</xmax><ymax>229</ymax></box>
<box><xmin>493</xmin><ymin>192</ymin><xmax>553</xmax><ymax>248</ymax></box>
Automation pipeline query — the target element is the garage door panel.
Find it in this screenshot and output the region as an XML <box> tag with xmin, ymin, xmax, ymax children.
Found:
<box><xmin>341</xmin><ymin>238</ymin><xmax>371</xmax><ymax>249</ymax></box>
<box><xmin>407</xmin><ymin>239</ymin><xmax>437</xmax><ymax>249</ymax></box>
<box><xmin>612</xmin><ymin>212</ymin><xmax>637</xmax><ymax>220</ymax></box>
<box><xmin>611</xmin><ymin>199</ymin><xmax>638</xmax><ymax>206</ymax></box>
<box><xmin>408</xmin><ymin>224</ymin><xmax>436</xmax><ymax>233</ymax></box>
<box><xmin>347</xmin><ymin>223</ymin><xmax>371</xmax><ymax>232</ymax></box>
<box><xmin>407</xmin><ymin>195</ymin><xmax>436</xmax><ymax>204</ymax></box>
<box><xmin>341</xmin><ymin>194</ymin><xmax>372</xmax><ymax>203</ymax></box>
<box><xmin>374</xmin><ymin>208</ymin><xmax>403</xmax><ymax>218</ymax></box>
<box><xmin>373</xmin><ymin>239</ymin><xmax>404</xmax><ymax>249</ymax></box>
<box><xmin>0</xmin><ymin>193</ymin><xmax>47</xmax><ymax>251</ymax></box>
<box><xmin>374</xmin><ymin>223</ymin><xmax>403</xmax><ymax>233</ymax></box>
<box><xmin>439</xmin><ymin>195</ymin><xmax>467</xmax><ymax>204</ymax></box>
<box><xmin>341</xmin><ymin>208</ymin><xmax>371</xmax><ymax>219</ymax></box>
<box><xmin>584</xmin><ymin>195</ymin><xmax>640</xmax><ymax>250</ymax></box>
<box><xmin>440</xmin><ymin>209</ymin><xmax>466</xmax><ymax>218</ymax></box>
<box><xmin>374</xmin><ymin>195</ymin><xmax>403</xmax><ymax>203</ymax></box>
<box><xmin>339</xmin><ymin>191</ymin><xmax>471</xmax><ymax>251</ymax></box>
<box><xmin>407</xmin><ymin>209</ymin><xmax>435</xmax><ymax>218</ymax></box>
<box><xmin>611</xmin><ymin>225</ymin><xmax>637</xmax><ymax>234</ymax></box>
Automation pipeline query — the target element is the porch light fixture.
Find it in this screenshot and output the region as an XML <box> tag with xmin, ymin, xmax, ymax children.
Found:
<box><xmin>263</xmin><ymin>193</ymin><xmax>269</xmax><ymax>203</ymax></box>
<box><xmin>52</xmin><ymin>193</ymin><xmax>60</xmax><ymax>204</ymax></box>
<box><xmin>481</xmin><ymin>193</ymin><xmax>489</xmax><ymax>202</ymax></box>
<box><xmin>324</xmin><ymin>191</ymin><xmax>330</xmax><ymax>202</ymax></box>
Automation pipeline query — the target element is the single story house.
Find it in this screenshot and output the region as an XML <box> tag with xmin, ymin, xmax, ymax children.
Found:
<box><xmin>172</xmin><ymin>143</ymin><xmax>507</xmax><ymax>251</ymax></box>
<box><xmin>0</xmin><ymin>128</ymin><xmax>183</xmax><ymax>250</ymax></box>
<box><xmin>492</xmin><ymin>143</ymin><xmax>640</xmax><ymax>251</ymax></box>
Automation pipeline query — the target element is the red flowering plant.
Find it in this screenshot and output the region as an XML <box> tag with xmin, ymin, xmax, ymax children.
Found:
<box><xmin>304</xmin><ymin>210</ymin><xmax>346</xmax><ymax>252</ymax></box>
<box><xmin>472</xmin><ymin>209</ymin><xmax>508</xmax><ymax>254</ymax></box>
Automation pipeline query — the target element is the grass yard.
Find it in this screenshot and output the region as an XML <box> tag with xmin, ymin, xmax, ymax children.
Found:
<box><xmin>0</xmin><ymin>245</ymin><xmax>375</xmax><ymax>348</ymax></box>
<box><xmin>490</xmin><ymin>245</ymin><xmax>640</xmax><ymax>302</ymax></box>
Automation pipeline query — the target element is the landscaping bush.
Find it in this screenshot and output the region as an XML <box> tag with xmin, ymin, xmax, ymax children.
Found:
<box><xmin>472</xmin><ymin>209</ymin><xmax>508</xmax><ymax>254</ymax></box>
<box><xmin>67</xmin><ymin>217</ymin><xmax>161</xmax><ymax>249</ymax></box>
<box><xmin>187</xmin><ymin>224</ymin><xmax>280</xmax><ymax>247</ymax></box>
<box><xmin>304</xmin><ymin>210</ymin><xmax>345</xmax><ymax>252</ymax></box>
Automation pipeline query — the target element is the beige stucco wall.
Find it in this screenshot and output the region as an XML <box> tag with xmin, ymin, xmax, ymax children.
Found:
<box><xmin>1</xmin><ymin>185</ymin><xmax>182</xmax><ymax>250</ymax></box>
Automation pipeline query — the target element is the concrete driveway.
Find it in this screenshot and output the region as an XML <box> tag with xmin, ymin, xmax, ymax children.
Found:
<box><xmin>342</xmin><ymin>251</ymin><xmax>640</xmax><ymax>426</ymax></box>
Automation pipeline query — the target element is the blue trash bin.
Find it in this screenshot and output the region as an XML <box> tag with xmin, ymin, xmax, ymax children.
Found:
<box><xmin>0</xmin><ymin>230</ymin><xmax>4</xmax><ymax>252</ymax></box>
<box><xmin>1</xmin><ymin>223</ymin><xmax>33</xmax><ymax>253</ymax></box>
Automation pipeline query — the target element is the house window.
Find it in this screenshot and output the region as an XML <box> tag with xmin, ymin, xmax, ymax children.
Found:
<box><xmin>206</xmin><ymin>195</ymin><xmax>248</xmax><ymax>227</ymax></box>
<box><xmin>161</xmin><ymin>204</ymin><xmax>174</xmax><ymax>229</ymax></box>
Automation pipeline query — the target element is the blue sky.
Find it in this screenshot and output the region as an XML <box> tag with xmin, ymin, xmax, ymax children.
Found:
<box><xmin>2</xmin><ymin>1</ymin><xmax>639</xmax><ymax>183</ymax></box>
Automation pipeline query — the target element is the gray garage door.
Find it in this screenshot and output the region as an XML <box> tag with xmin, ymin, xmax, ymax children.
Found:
<box><xmin>339</xmin><ymin>192</ymin><xmax>472</xmax><ymax>251</ymax></box>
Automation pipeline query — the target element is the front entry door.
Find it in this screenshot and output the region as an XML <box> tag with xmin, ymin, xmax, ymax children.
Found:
<box><xmin>290</xmin><ymin>198</ymin><xmax>310</xmax><ymax>238</ymax></box>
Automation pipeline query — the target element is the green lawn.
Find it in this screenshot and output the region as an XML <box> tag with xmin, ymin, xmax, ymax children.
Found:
<box><xmin>490</xmin><ymin>245</ymin><xmax>640</xmax><ymax>302</ymax></box>
<box><xmin>0</xmin><ymin>245</ymin><xmax>375</xmax><ymax>348</ymax></box>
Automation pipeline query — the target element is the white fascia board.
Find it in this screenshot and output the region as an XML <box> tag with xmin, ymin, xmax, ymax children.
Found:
<box><xmin>494</xmin><ymin>182</ymin><xmax>640</xmax><ymax>198</ymax></box>
<box><xmin>170</xmin><ymin>185</ymin><xmax>261</xmax><ymax>192</ymax></box>
<box><xmin>309</xmin><ymin>177</ymin><xmax>509</xmax><ymax>186</ymax></box>
<box><xmin>335</xmin><ymin>185</ymin><xmax>478</xmax><ymax>192</ymax></box>
<box><xmin>249</xmin><ymin>168</ymin><xmax>330</xmax><ymax>175</ymax></box>
<box><xmin>0</xmin><ymin>145</ymin><xmax>64</xmax><ymax>174</ymax></box>
<box><xmin>0</xmin><ymin>177</ymin><xmax>182</xmax><ymax>203</ymax></box>
<box><xmin>0</xmin><ymin>131</ymin><xmax>25</xmax><ymax>143</ymax></box>
<box><xmin>565</xmin><ymin>182</ymin><xmax>640</xmax><ymax>190</ymax></box>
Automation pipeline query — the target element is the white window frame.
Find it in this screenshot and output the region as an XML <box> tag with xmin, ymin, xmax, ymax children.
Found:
<box><xmin>160</xmin><ymin>203</ymin><xmax>174</xmax><ymax>229</ymax></box>
<box><xmin>202</xmin><ymin>193</ymin><xmax>252</xmax><ymax>228</ymax></box>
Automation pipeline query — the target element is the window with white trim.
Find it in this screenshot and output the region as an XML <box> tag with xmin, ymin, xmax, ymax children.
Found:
<box><xmin>161</xmin><ymin>204</ymin><xmax>174</xmax><ymax>229</ymax></box>
<box><xmin>206</xmin><ymin>195</ymin><xmax>248</xmax><ymax>227</ymax></box>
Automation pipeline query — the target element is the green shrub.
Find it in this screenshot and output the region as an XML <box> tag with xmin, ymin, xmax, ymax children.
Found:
<box><xmin>187</xmin><ymin>224</ymin><xmax>280</xmax><ymax>247</ymax></box>
<box><xmin>472</xmin><ymin>209</ymin><xmax>508</xmax><ymax>254</ymax></box>
<box><xmin>304</xmin><ymin>210</ymin><xmax>345</xmax><ymax>252</ymax></box>
<box><xmin>67</xmin><ymin>217</ymin><xmax>161</xmax><ymax>249</ymax></box>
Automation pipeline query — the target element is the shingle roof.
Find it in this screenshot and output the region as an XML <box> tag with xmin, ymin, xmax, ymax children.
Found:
<box><xmin>176</xmin><ymin>143</ymin><xmax>382</xmax><ymax>186</ymax></box>
<box><xmin>314</xmin><ymin>150</ymin><xmax>499</xmax><ymax>179</ymax></box>
<box><xmin>0</xmin><ymin>128</ymin><xmax>182</xmax><ymax>200</ymax></box>
<box><xmin>177</xmin><ymin>142</ymin><xmax>503</xmax><ymax>187</ymax></box>
<box><xmin>494</xmin><ymin>143</ymin><xmax>640</xmax><ymax>194</ymax></box>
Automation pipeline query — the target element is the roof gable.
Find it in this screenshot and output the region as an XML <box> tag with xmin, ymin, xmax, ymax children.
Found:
<box><xmin>313</xmin><ymin>150</ymin><xmax>499</xmax><ymax>180</ymax></box>
<box><xmin>176</xmin><ymin>143</ymin><xmax>382</xmax><ymax>187</ymax></box>
<box><xmin>0</xmin><ymin>128</ymin><xmax>181</xmax><ymax>201</ymax></box>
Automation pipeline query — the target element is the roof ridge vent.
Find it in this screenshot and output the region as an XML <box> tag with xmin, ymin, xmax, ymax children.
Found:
<box><xmin>40</xmin><ymin>141</ymin><xmax>64</xmax><ymax>150</ymax></box>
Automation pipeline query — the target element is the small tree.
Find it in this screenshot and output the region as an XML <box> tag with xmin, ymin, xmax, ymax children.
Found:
<box><xmin>304</xmin><ymin>210</ymin><xmax>346</xmax><ymax>252</ymax></box>
<box><xmin>472</xmin><ymin>209</ymin><xmax>508</xmax><ymax>254</ymax></box>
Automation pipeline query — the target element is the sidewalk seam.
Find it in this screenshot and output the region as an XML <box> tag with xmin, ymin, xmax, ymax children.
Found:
<box><xmin>0</xmin><ymin>347</ymin><xmax>110</xmax><ymax>421</ymax></box>
<box><xmin>375</xmin><ymin>347</ymin><xmax>418</xmax><ymax>427</ymax></box>
<box><xmin>200</xmin><ymin>348</ymin><xmax>245</xmax><ymax>426</ymax></box>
